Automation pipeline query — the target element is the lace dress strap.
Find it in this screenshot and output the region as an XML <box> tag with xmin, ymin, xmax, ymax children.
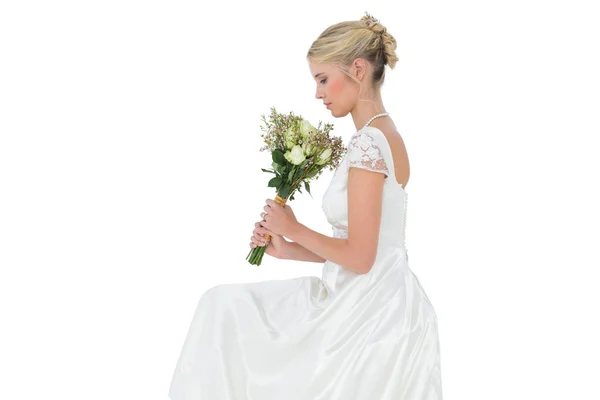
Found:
<box><xmin>346</xmin><ymin>130</ymin><xmax>391</xmax><ymax>177</ymax></box>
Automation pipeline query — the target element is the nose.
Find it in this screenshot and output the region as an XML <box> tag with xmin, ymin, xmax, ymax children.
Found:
<box><xmin>315</xmin><ymin>87</ymin><xmax>324</xmax><ymax>100</ymax></box>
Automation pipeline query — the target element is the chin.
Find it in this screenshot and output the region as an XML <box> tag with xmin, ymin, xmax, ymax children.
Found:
<box><xmin>333</xmin><ymin>108</ymin><xmax>350</xmax><ymax>118</ymax></box>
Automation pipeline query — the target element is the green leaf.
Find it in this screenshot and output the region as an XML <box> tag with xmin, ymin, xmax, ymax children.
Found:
<box><xmin>261</xmin><ymin>168</ymin><xmax>276</xmax><ymax>174</ymax></box>
<box><xmin>305</xmin><ymin>181</ymin><xmax>313</xmax><ymax>199</ymax></box>
<box><xmin>268</xmin><ymin>177</ymin><xmax>282</xmax><ymax>187</ymax></box>
<box><xmin>272</xmin><ymin>161</ymin><xmax>285</xmax><ymax>174</ymax></box>
<box><xmin>272</xmin><ymin>149</ymin><xmax>287</xmax><ymax>166</ymax></box>
<box><xmin>306</xmin><ymin>168</ymin><xmax>319</xmax><ymax>179</ymax></box>
<box><xmin>278</xmin><ymin>182</ymin><xmax>290</xmax><ymax>199</ymax></box>
<box><xmin>304</xmin><ymin>181</ymin><xmax>311</xmax><ymax>194</ymax></box>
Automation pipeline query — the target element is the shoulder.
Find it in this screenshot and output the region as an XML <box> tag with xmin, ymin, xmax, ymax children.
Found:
<box><xmin>348</xmin><ymin>129</ymin><xmax>384</xmax><ymax>159</ymax></box>
<box><xmin>349</xmin><ymin>128</ymin><xmax>380</xmax><ymax>147</ymax></box>
<box><xmin>348</xmin><ymin>127</ymin><xmax>393</xmax><ymax>154</ymax></box>
<box><xmin>346</xmin><ymin>128</ymin><xmax>390</xmax><ymax>176</ymax></box>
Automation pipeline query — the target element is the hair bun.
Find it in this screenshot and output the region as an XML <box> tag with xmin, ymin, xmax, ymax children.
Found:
<box><xmin>360</xmin><ymin>11</ymin><xmax>386</xmax><ymax>36</ymax></box>
<box><xmin>360</xmin><ymin>12</ymin><xmax>397</xmax><ymax>69</ymax></box>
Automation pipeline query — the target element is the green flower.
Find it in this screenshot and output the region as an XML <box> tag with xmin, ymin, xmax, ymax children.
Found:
<box><xmin>301</xmin><ymin>140</ymin><xmax>317</xmax><ymax>156</ymax></box>
<box><xmin>299</xmin><ymin>120</ymin><xmax>317</xmax><ymax>140</ymax></box>
<box><xmin>285</xmin><ymin>145</ymin><xmax>306</xmax><ymax>165</ymax></box>
<box><xmin>315</xmin><ymin>147</ymin><xmax>332</xmax><ymax>165</ymax></box>
<box><xmin>284</xmin><ymin>126</ymin><xmax>297</xmax><ymax>150</ymax></box>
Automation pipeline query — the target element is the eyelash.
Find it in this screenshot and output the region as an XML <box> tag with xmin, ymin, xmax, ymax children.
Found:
<box><xmin>320</xmin><ymin>78</ymin><xmax>327</xmax><ymax>84</ymax></box>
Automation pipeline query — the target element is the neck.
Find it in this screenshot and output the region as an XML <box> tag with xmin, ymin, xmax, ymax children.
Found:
<box><xmin>350</xmin><ymin>91</ymin><xmax>388</xmax><ymax>131</ymax></box>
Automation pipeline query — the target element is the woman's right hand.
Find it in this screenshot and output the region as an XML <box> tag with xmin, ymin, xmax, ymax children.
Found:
<box><xmin>249</xmin><ymin>221</ymin><xmax>287</xmax><ymax>259</ymax></box>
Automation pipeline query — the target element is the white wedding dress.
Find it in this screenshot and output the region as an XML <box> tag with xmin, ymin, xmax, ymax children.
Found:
<box><xmin>168</xmin><ymin>125</ymin><xmax>443</xmax><ymax>399</ymax></box>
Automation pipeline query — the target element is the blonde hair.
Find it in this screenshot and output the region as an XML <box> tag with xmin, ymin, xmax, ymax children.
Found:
<box><xmin>306</xmin><ymin>12</ymin><xmax>399</xmax><ymax>97</ymax></box>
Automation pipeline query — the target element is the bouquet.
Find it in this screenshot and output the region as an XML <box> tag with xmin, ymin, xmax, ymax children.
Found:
<box><xmin>246</xmin><ymin>107</ymin><xmax>346</xmax><ymax>266</ymax></box>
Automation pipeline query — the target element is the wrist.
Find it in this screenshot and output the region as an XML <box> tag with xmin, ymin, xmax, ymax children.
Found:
<box><xmin>278</xmin><ymin>238</ymin><xmax>292</xmax><ymax>260</ymax></box>
<box><xmin>287</xmin><ymin>222</ymin><xmax>304</xmax><ymax>242</ymax></box>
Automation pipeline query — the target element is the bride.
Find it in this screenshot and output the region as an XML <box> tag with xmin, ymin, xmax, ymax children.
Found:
<box><xmin>168</xmin><ymin>12</ymin><xmax>443</xmax><ymax>399</ymax></box>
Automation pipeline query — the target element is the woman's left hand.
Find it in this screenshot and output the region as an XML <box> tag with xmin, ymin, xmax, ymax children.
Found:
<box><xmin>260</xmin><ymin>198</ymin><xmax>299</xmax><ymax>238</ymax></box>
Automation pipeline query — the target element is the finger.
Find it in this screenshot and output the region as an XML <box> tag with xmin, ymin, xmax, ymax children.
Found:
<box><xmin>256</xmin><ymin>231</ymin><xmax>267</xmax><ymax>239</ymax></box>
<box><xmin>259</xmin><ymin>227</ymin><xmax>273</xmax><ymax>236</ymax></box>
<box><xmin>253</xmin><ymin>232</ymin><xmax>266</xmax><ymax>241</ymax></box>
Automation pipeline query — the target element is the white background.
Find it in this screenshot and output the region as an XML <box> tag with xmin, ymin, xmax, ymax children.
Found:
<box><xmin>1</xmin><ymin>1</ymin><xmax>599</xmax><ymax>399</ymax></box>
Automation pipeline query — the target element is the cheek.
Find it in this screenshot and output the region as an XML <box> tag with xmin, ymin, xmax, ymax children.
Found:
<box><xmin>329</xmin><ymin>78</ymin><xmax>344</xmax><ymax>95</ymax></box>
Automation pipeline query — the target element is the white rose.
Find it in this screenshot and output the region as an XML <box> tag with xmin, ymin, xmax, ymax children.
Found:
<box><xmin>302</xmin><ymin>141</ymin><xmax>316</xmax><ymax>156</ymax></box>
<box><xmin>315</xmin><ymin>147</ymin><xmax>332</xmax><ymax>165</ymax></box>
<box><xmin>284</xmin><ymin>127</ymin><xmax>296</xmax><ymax>150</ymax></box>
<box><xmin>285</xmin><ymin>145</ymin><xmax>306</xmax><ymax>165</ymax></box>
<box><xmin>299</xmin><ymin>120</ymin><xmax>316</xmax><ymax>140</ymax></box>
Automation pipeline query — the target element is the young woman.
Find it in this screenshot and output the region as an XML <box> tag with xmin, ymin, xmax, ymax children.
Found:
<box><xmin>168</xmin><ymin>12</ymin><xmax>443</xmax><ymax>399</ymax></box>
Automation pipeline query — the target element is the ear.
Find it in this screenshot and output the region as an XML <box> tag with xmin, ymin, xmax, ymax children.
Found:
<box><xmin>350</xmin><ymin>58</ymin><xmax>367</xmax><ymax>81</ymax></box>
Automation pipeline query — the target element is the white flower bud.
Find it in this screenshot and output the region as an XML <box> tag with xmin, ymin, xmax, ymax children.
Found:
<box><xmin>315</xmin><ymin>147</ymin><xmax>332</xmax><ymax>165</ymax></box>
<box><xmin>284</xmin><ymin>127</ymin><xmax>296</xmax><ymax>150</ymax></box>
<box><xmin>302</xmin><ymin>141</ymin><xmax>316</xmax><ymax>156</ymax></box>
<box><xmin>299</xmin><ymin>120</ymin><xmax>316</xmax><ymax>140</ymax></box>
<box><xmin>285</xmin><ymin>145</ymin><xmax>306</xmax><ymax>165</ymax></box>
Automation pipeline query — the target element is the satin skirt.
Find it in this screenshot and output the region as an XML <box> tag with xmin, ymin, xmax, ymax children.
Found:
<box><xmin>168</xmin><ymin>255</ymin><xmax>442</xmax><ymax>399</ymax></box>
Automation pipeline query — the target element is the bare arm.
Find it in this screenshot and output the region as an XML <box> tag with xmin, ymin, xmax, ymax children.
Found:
<box><xmin>281</xmin><ymin>240</ymin><xmax>326</xmax><ymax>263</ymax></box>
<box><xmin>287</xmin><ymin>223</ymin><xmax>370</xmax><ymax>274</ymax></box>
<box><xmin>285</xmin><ymin>163</ymin><xmax>387</xmax><ymax>274</ymax></box>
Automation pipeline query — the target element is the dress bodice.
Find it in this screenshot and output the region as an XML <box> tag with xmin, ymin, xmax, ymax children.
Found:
<box><xmin>321</xmin><ymin>126</ymin><xmax>408</xmax><ymax>251</ymax></box>
<box><xmin>320</xmin><ymin>126</ymin><xmax>410</xmax><ymax>296</ymax></box>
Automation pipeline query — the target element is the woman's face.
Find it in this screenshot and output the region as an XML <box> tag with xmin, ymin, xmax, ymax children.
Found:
<box><xmin>309</xmin><ymin>61</ymin><xmax>357</xmax><ymax>117</ymax></box>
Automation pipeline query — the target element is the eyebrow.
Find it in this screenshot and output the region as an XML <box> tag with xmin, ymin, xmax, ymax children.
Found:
<box><xmin>314</xmin><ymin>72</ymin><xmax>325</xmax><ymax>78</ymax></box>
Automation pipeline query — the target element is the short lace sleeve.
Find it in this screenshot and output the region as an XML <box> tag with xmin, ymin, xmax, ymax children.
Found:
<box><xmin>346</xmin><ymin>131</ymin><xmax>390</xmax><ymax>177</ymax></box>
